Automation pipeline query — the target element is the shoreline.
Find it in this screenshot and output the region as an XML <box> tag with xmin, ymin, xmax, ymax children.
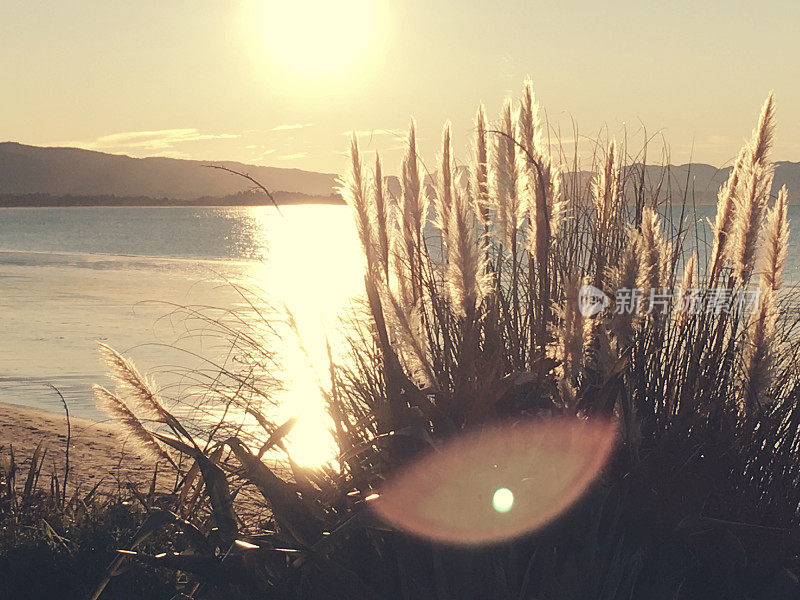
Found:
<box><xmin>0</xmin><ymin>401</ymin><xmax>160</xmax><ymax>495</ymax></box>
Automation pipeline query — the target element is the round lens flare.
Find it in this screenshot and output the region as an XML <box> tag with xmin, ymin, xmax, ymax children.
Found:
<box><xmin>372</xmin><ymin>418</ymin><xmax>617</xmax><ymax>545</ymax></box>
<box><xmin>492</xmin><ymin>487</ymin><xmax>514</xmax><ymax>513</ymax></box>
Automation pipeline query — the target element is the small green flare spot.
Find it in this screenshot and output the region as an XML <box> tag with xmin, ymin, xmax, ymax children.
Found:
<box><xmin>492</xmin><ymin>487</ymin><xmax>514</xmax><ymax>513</ymax></box>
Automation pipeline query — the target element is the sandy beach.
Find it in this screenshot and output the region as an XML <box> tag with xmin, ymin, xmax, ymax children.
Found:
<box><xmin>0</xmin><ymin>401</ymin><xmax>159</xmax><ymax>494</ymax></box>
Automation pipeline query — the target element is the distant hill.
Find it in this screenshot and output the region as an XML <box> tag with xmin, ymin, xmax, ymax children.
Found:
<box><xmin>622</xmin><ymin>161</ymin><xmax>800</xmax><ymax>205</ymax></box>
<box><xmin>387</xmin><ymin>162</ymin><xmax>800</xmax><ymax>206</ymax></box>
<box><xmin>0</xmin><ymin>142</ymin><xmax>797</xmax><ymax>207</ymax></box>
<box><xmin>0</xmin><ymin>142</ymin><xmax>339</xmax><ymax>203</ymax></box>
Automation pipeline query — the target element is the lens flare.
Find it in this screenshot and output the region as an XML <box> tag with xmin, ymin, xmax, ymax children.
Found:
<box><xmin>492</xmin><ymin>487</ymin><xmax>514</xmax><ymax>514</ymax></box>
<box><xmin>372</xmin><ymin>418</ymin><xmax>617</xmax><ymax>545</ymax></box>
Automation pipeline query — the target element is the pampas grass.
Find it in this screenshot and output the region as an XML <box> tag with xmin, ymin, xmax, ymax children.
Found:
<box><xmin>760</xmin><ymin>185</ymin><xmax>790</xmax><ymax>293</ymax></box>
<box><xmin>97</xmin><ymin>342</ymin><xmax>168</xmax><ymax>424</ymax></box>
<box><xmin>608</xmin><ymin>236</ymin><xmax>640</xmax><ymax>344</ymax></box>
<box><xmin>338</xmin><ymin>134</ymin><xmax>375</xmax><ymax>274</ymax></box>
<box><xmin>742</xmin><ymin>185</ymin><xmax>791</xmax><ymax>410</ymax></box>
<box><xmin>93</xmin><ymin>385</ymin><xmax>173</xmax><ymax>465</ymax></box>
<box><xmin>490</xmin><ymin>97</ymin><xmax>522</xmax><ymax>250</ymax></box>
<box><xmin>436</xmin><ymin>122</ymin><xmax>490</xmax><ymax>317</ymax></box>
<box><xmin>591</xmin><ymin>140</ymin><xmax>621</xmax><ymax>288</ymax></box>
<box><xmin>674</xmin><ymin>251</ymin><xmax>697</xmax><ymax>327</ymax></box>
<box><xmin>709</xmin><ymin>147</ymin><xmax>745</xmax><ymax>283</ymax></box>
<box><xmin>91</xmin><ymin>82</ymin><xmax>800</xmax><ymax>600</ymax></box>
<box><xmin>553</xmin><ymin>276</ymin><xmax>584</xmax><ymax>407</ymax></box>
<box><xmin>636</xmin><ymin>207</ymin><xmax>671</xmax><ymax>312</ymax></box>
<box><xmin>731</xmin><ymin>93</ymin><xmax>777</xmax><ymax>283</ymax></box>
<box><xmin>442</xmin><ymin>185</ymin><xmax>490</xmax><ymax>317</ymax></box>
<box><xmin>398</xmin><ymin>120</ymin><xmax>428</xmax><ymax>306</ymax></box>
<box><xmin>471</xmin><ymin>104</ymin><xmax>490</xmax><ymax>229</ymax></box>
<box><xmin>732</xmin><ymin>162</ymin><xmax>775</xmax><ymax>283</ymax></box>
<box><xmin>433</xmin><ymin>121</ymin><xmax>454</xmax><ymax>240</ymax></box>
<box><xmin>372</xmin><ymin>153</ymin><xmax>391</xmax><ymax>280</ymax></box>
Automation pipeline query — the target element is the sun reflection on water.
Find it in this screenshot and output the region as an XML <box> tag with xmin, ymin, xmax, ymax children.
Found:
<box><xmin>246</xmin><ymin>204</ymin><xmax>365</xmax><ymax>467</ymax></box>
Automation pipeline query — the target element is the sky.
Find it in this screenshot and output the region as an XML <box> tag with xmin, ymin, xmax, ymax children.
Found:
<box><xmin>1</xmin><ymin>0</ymin><xmax>798</xmax><ymax>175</ymax></box>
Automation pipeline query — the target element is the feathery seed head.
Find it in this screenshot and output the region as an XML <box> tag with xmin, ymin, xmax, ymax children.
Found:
<box><xmin>471</xmin><ymin>104</ymin><xmax>490</xmax><ymax>225</ymax></box>
<box><xmin>93</xmin><ymin>385</ymin><xmax>171</xmax><ymax>464</ymax></box>
<box><xmin>748</xmin><ymin>91</ymin><xmax>776</xmax><ymax>170</ymax></box>
<box><xmin>97</xmin><ymin>342</ymin><xmax>166</xmax><ymax>423</ymax></box>
<box><xmin>709</xmin><ymin>146</ymin><xmax>746</xmax><ymax>281</ymax></box>
<box><xmin>731</xmin><ymin>161</ymin><xmax>775</xmax><ymax>283</ymax></box>
<box><xmin>373</xmin><ymin>152</ymin><xmax>391</xmax><ymax>279</ymax></box>
<box><xmin>490</xmin><ymin>97</ymin><xmax>522</xmax><ymax>248</ymax></box>
<box><xmin>443</xmin><ymin>185</ymin><xmax>490</xmax><ymax>317</ymax></box>
<box><xmin>434</xmin><ymin>121</ymin><xmax>454</xmax><ymax>237</ymax></box>
<box><xmin>759</xmin><ymin>185</ymin><xmax>790</xmax><ymax>293</ymax></box>
<box><xmin>337</xmin><ymin>134</ymin><xmax>376</xmax><ymax>274</ymax></box>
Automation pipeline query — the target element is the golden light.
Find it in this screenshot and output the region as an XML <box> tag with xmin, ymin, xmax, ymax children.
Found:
<box><xmin>248</xmin><ymin>205</ymin><xmax>366</xmax><ymax>467</ymax></box>
<box><xmin>254</xmin><ymin>0</ymin><xmax>383</xmax><ymax>78</ymax></box>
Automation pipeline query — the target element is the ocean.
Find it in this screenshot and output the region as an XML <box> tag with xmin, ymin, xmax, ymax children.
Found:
<box><xmin>0</xmin><ymin>205</ymin><xmax>365</xmax><ymax>464</ymax></box>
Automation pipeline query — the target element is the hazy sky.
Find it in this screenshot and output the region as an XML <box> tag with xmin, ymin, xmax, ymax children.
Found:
<box><xmin>1</xmin><ymin>0</ymin><xmax>798</xmax><ymax>174</ymax></box>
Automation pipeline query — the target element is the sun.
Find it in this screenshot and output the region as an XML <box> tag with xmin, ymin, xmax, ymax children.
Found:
<box><xmin>254</xmin><ymin>0</ymin><xmax>383</xmax><ymax>78</ymax></box>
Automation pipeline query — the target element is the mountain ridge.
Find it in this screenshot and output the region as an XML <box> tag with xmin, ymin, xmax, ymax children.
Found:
<box><xmin>0</xmin><ymin>142</ymin><xmax>339</xmax><ymax>201</ymax></box>
<box><xmin>1</xmin><ymin>142</ymin><xmax>798</xmax><ymax>206</ymax></box>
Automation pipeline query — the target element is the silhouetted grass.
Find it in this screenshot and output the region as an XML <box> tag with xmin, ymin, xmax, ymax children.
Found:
<box><xmin>5</xmin><ymin>80</ymin><xmax>799</xmax><ymax>599</ymax></box>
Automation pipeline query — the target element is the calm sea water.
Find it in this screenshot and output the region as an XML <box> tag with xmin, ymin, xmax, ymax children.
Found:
<box><xmin>1</xmin><ymin>205</ymin><xmax>798</xmax><ymax>461</ymax></box>
<box><xmin>0</xmin><ymin>206</ymin><xmax>365</xmax><ymax>464</ymax></box>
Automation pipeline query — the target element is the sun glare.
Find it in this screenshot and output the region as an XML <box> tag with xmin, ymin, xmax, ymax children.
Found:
<box><xmin>255</xmin><ymin>0</ymin><xmax>382</xmax><ymax>78</ymax></box>
<box><xmin>249</xmin><ymin>205</ymin><xmax>366</xmax><ymax>467</ymax></box>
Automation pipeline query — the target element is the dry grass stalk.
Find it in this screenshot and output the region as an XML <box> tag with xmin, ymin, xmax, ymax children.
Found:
<box><xmin>759</xmin><ymin>185</ymin><xmax>789</xmax><ymax>292</ymax></box>
<box><xmin>93</xmin><ymin>385</ymin><xmax>172</xmax><ymax>465</ymax></box>
<box><xmin>434</xmin><ymin>121</ymin><xmax>454</xmax><ymax>240</ymax></box>
<box><xmin>608</xmin><ymin>234</ymin><xmax>640</xmax><ymax>345</ymax></box>
<box><xmin>442</xmin><ymin>185</ymin><xmax>490</xmax><ymax>317</ymax></box>
<box><xmin>731</xmin><ymin>93</ymin><xmax>777</xmax><ymax>283</ymax></box>
<box><xmin>636</xmin><ymin>208</ymin><xmax>670</xmax><ymax>313</ymax></box>
<box><xmin>97</xmin><ymin>342</ymin><xmax>168</xmax><ymax>423</ymax></box>
<box><xmin>490</xmin><ymin>97</ymin><xmax>522</xmax><ymax>250</ymax></box>
<box><xmin>398</xmin><ymin>120</ymin><xmax>429</xmax><ymax>304</ymax></box>
<box><xmin>708</xmin><ymin>147</ymin><xmax>745</xmax><ymax>283</ymax></box>
<box><xmin>373</xmin><ymin>153</ymin><xmax>391</xmax><ymax>280</ymax></box>
<box><xmin>592</xmin><ymin>141</ymin><xmax>621</xmax><ymax>287</ymax></box>
<box><xmin>674</xmin><ymin>252</ymin><xmax>697</xmax><ymax>327</ymax></box>
<box><xmin>338</xmin><ymin>134</ymin><xmax>376</xmax><ymax>275</ymax></box>
<box><xmin>471</xmin><ymin>103</ymin><xmax>490</xmax><ymax>229</ymax></box>
<box><xmin>742</xmin><ymin>185</ymin><xmax>790</xmax><ymax>409</ymax></box>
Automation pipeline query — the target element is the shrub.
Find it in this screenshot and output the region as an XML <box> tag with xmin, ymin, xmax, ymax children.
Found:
<box><xmin>90</xmin><ymin>80</ymin><xmax>800</xmax><ymax>599</ymax></box>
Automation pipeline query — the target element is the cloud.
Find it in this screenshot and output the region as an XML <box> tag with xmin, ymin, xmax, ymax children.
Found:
<box><xmin>279</xmin><ymin>152</ymin><xmax>310</xmax><ymax>160</ymax></box>
<box><xmin>253</xmin><ymin>148</ymin><xmax>277</xmax><ymax>161</ymax></box>
<box><xmin>270</xmin><ymin>123</ymin><xmax>313</xmax><ymax>132</ymax></box>
<box><xmin>59</xmin><ymin>128</ymin><xmax>240</xmax><ymax>153</ymax></box>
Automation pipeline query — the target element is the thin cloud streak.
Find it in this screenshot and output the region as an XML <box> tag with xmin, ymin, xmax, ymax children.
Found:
<box><xmin>270</xmin><ymin>123</ymin><xmax>313</xmax><ymax>131</ymax></box>
<box><xmin>54</xmin><ymin>128</ymin><xmax>240</xmax><ymax>153</ymax></box>
<box><xmin>279</xmin><ymin>152</ymin><xmax>310</xmax><ymax>160</ymax></box>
